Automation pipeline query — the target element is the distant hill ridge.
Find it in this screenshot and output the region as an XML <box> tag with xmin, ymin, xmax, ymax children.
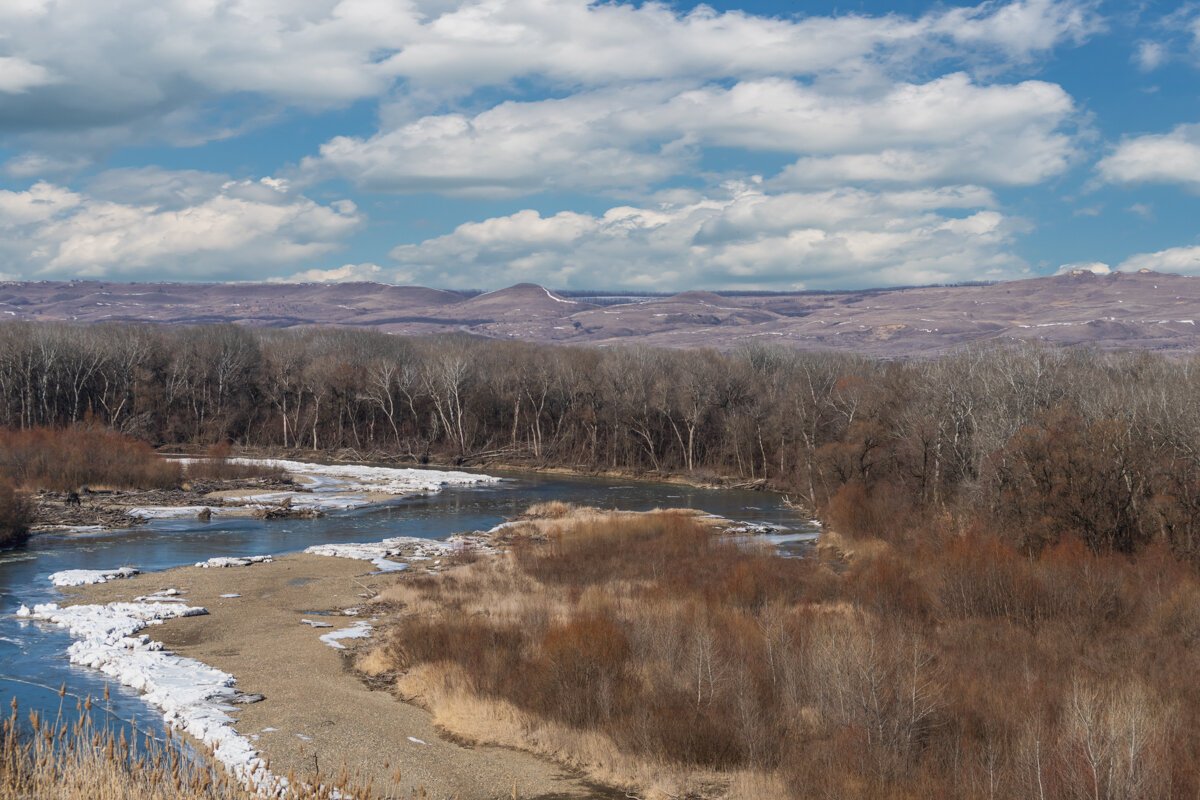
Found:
<box><xmin>1</xmin><ymin>270</ymin><xmax>1198</xmax><ymax>357</ymax></box>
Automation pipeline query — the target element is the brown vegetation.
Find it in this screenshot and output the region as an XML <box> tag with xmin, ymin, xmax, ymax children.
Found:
<box><xmin>358</xmin><ymin>508</ymin><xmax>1200</xmax><ymax>800</ymax></box>
<box><xmin>184</xmin><ymin>442</ymin><xmax>286</xmax><ymax>482</ymax></box>
<box><xmin>1</xmin><ymin>699</ymin><xmax>412</xmax><ymax>800</ymax></box>
<box><xmin>0</xmin><ymin>430</ymin><xmax>285</xmax><ymax>494</ymax></box>
<box><xmin>0</xmin><ymin>426</ymin><xmax>181</xmax><ymax>492</ymax></box>
<box><xmin>0</xmin><ymin>479</ymin><xmax>30</xmax><ymax>548</ymax></box>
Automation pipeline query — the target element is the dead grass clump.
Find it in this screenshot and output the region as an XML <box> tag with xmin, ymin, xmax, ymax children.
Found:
<box><xmin>183</xmin><ymin>442</ymin><xmax>287</xmax><ymax>482</ymax></box>
<box><xmin>521</xmin><ymin>500</ymin><xmax>573</xmax><ymax>519</ymax></box>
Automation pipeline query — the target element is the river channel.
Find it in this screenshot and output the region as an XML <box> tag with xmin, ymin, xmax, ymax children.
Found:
<box><xmin>0</xmin><ymin>466</ymin><xmax>811</xmax><ymax>741</ymax></box>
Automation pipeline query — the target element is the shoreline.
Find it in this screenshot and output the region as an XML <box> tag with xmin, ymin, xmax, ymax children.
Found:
<box><xmin>23</xmin><ymin>448</ymin><xmax>815</xmax><ymax>538</ymax></box>
<box><xmin>29</xmin><ymin>507</ymin><xmax>788</xmax><ymax>798</ymax></box>
<box><xmin>26</xmin><ymin>456</ymin><xmax>505</xmax><ymax>536</ymax></box>
<box><xmin>58</xmin><ymin>550</ymin><xmax>621</xmax><ymax>800</ymax></box>
<box><xmin>164</xmin><ymin>445</ymin><xmax>809</xmax><ymax>509</ymax></box>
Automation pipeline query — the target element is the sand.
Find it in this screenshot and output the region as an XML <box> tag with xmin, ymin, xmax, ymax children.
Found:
<box><xmin>70</xmin><ymin>554</ymin><xmax>618</xmax><ymax>800</ymax></box>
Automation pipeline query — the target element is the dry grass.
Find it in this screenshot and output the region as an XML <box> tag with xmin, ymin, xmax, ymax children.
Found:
<box><xmin>365</xmin><ymin>510</ymin><xmax>818</xmax><ymax>798</ymax></box>
<box><xmin>360</xmin><ymin>506</ymin><xmax>1200</xmax><ymax>800</ymax></box>
<box><xmin>0</xmin><ymin>698</ymin><xmax>421</xmax><ymax>800</ymax></box>
<box><xmin>182</xmin><ymin>443</ymin><xmax>286</xmax><ymax>482</ymax></box>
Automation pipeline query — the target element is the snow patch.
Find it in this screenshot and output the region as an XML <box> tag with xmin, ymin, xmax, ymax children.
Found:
<box><xmin>319</xmin><ymin>621</ymin><xmax>373</xmax><ymax>650</ymax></box>
<box><xmin>22</xmin><ymin>601</ymin><xmax>286</xmax><ymax>792</ymax></box>
<box><xmin>304</xmin><ymin>533</ymin><xmax>490</xmax><ymax>569</ymax></box>
<box><xmin>194</xmin><ymin>555</ymin><xmax>272</xmax><ymax>568</ymax></box>
<box><xmin>49</xmin><ymin>566</ymin><xmax>139</xmax><ymax>587</ymax></box>
<box><xmin>133</xmin><ymin>458</ymin><xmax>502</xmax><ymax>519</ymax></box>
<box><xmin>128</xmin><ymin>506</ymin><xmax>214</xmax><ymax>519</ymax></box>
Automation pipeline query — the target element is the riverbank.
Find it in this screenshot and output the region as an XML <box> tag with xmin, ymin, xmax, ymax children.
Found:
<box><xmin>176</xmin><ymin>444</ymin><xmax>807</xmax><ymax>511</ymax></box>
<box><xmin>62</xmin><ymin>551</ymin><xmax>621</xmax><ymax>800</ymax></box>
<box><xmin>27</xmin><ymin>458</ymin><xmax>503</xmax><ymax>535</ymax></box>
<box><xmin>36</xmin><ymin>506</ymin><xmax>786</xmax><ymax>799</ymax></box>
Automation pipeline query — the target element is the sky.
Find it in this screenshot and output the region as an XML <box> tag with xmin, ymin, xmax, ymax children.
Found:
<box><xmin>0</xmin><ymin>0</ymin><xmax>1198</xmax><ymax>291</ymax></box>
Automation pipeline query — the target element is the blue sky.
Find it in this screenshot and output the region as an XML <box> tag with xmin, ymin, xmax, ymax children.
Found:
<box><xmin>0</xmin><ymin>0</ymin><xmax>1198</xmax><ymax>290</ymax></box>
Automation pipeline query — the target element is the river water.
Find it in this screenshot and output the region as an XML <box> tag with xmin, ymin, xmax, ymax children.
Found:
<box><xmin>0</xmin><ymin>467</ymin><xmax>810</xmax><ymax>739</ymax></box>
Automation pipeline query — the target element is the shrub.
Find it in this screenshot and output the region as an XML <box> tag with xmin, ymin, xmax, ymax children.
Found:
<box><xmin>0</xmin><ymin>426</ymin><xmax>181</xmax><ymax>491</ymax></box>
<box><xmin>0</xmin><ymin>478</ymin><xmax>31</xmax><ymax>548</ymax></box>
<box><xmin>182</xmin><ymin>442</ymin><xmax>285</xmax><ymax>482</ymax></box>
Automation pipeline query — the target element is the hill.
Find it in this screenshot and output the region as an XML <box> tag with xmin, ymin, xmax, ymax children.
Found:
<box><xmin>2</xmin><ymin>270</ymin><xmax>1198</xmax><ymax>356</ymax></box>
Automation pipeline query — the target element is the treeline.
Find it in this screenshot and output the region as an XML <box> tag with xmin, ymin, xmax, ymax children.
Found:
<box><xmin>4</xmin><ymin>321</ymin><xmax>1200</xmax><ymax>557</ymax></box>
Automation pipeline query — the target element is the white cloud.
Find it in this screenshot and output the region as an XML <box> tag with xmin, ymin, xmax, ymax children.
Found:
<box><xmin>307</xmin><ymin>74</ymin><xmax>1080</xmax><ymax>196</ymax></box>
<box><xmin>0</xmin><ymin>57</ymin><xmax>54</xmax><ymax>94</ymax></box>
<box><xmin>383</xmin><ymin>0</ymin><xmax>1099</xmax><ymax>88</ymax></box>
<box><xmin>307</xmin><ymin>84</ymin><xmax>690</xmax><ymax>197</ymax></box>
<box><xmin>274</xmin><ymin>263</ymin><xmax>384</xmax><ymax>283</ymax></box>
<box><xmin>0</xmin><ymin>173</ymin><xmax>362</xmax><ymax>280</ymax></box>
<box><xmin>929</xmin><ymin>0</ymin><xmax>1101</xmax><ymax>55</ymax></box>
<box><xmin>4</xmin><ymin>152</ymin><xmax>92</xmax><ymax>179</ymax></box>
<box><xmin>1118</xmin><ymin>246</ymin><xmax>1200</xmax><ymax>274</ymax></box>
<box><xmin>1133</xmin><ymin>40</ymin><xmax>1168</xmax><ymax>71</ymax></box>
<box><xmin>388</xmin><ymin>184</ymin><xmax>1028</xmax><ymax>290</ymax></box>
<box><xmin>0</xmin><ymin>0</ymin><xmax>1098</xmax><ymax>148</ymax></box>
<box><xmin>1055</xmin><ymin>261</ymin><xmax>1110</xmax><ymax>275</ymax></box>
<box><xmin>1097</xmin><ymin>123</ymin><xmax>1200</xmax><ymax>191</ymax></box>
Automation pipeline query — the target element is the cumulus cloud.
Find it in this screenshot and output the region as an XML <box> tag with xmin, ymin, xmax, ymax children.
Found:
<box><xmin>1118</xmin><ymin>246</ymin><xmax>1200</xmax><ymax>274</ymax></box>
<box><xmin>0</xmin><ymin>0</ymin><xmax>1098</xmax><ymax>147</ymax></box>
<box><xmin>0</xmin><ymin>173</ymin><xmax>361</xmax><ymax>280</ymax></box>
<box><xmin>388</xmin><ymin>183</ymin><xmax>1028</xmax><ymax>290</ymax></box>
<box><xmin>1097</xmin><ymin>123</ymin><xmax>1200</xmax><ymax>192</ymax></box>
<box><xmin>307</xmin><ymin>74</ymin><xmax>1080</xmax><ymax>196</ymax></box>
<box><xmin>274</xmin><ymin>263</ymin><xmax>384</xmax><ymax>283</ymax></box>
<box><xmin>306</xmin><ymin>84</ymin><xmax>691</xmax><ymax>197</ymax></box>
<box><xmin>383</xmin><ymin>0</ymin><xmax>1099</xmax><ymax>87</ymax></box>
<box><xmin>0</xmin><ymin>0</ymin><xmax>1105</xmax><ymax>288</ymax></box>
<box><xmin>1055</xmin><ymin>261</ymin><xmax>1111</xmax><ymax>275</ymax></box>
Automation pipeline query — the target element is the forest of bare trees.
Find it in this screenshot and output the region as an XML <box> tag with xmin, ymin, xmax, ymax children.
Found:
<box><xmin>3</xmin><ymin>321</ymin><xmax>1200</xmax><ymax>558</ymax></box>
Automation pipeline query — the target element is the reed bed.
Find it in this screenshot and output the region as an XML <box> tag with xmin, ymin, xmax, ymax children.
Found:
<box><xmin>1</xmin><ymin>692</ymin><xmax>424</xmax><ymax>800</ymax></box>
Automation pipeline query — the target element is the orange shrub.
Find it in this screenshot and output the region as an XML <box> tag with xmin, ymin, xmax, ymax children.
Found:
<box><xmin>0</xmin><ymin>426</ymin><xmax>181</xmax><ymax>491</ymax></box>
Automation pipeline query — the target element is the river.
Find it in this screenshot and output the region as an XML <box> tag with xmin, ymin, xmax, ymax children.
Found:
<box><xmin>0</xmin><ymin>466</ymin><xmax>811</xmax><ymax>741</ymax></box>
